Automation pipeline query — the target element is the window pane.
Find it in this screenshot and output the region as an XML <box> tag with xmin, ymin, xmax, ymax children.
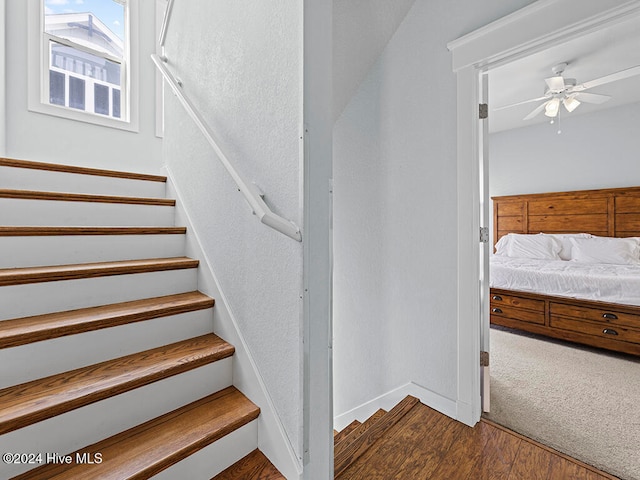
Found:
<box><xmin>41</xmin><ymin>1</ymin><xmax>128</xmax><ymax>123</ymax></box>
<box><xmin>49</xmin><ymin>70</ymin><xmax>65</xmax><ymax>106</ymax></box>
<box><xmin>50</xmin><ymin>42</ymin><xmax>121</xmax><ymax>86</ymax></box>
<box><xmin>69</xmin><ymin>76</ymin><xmax>85</xmax><ymax>110</ymax></box>
<box><xmin>112</xmin><ymin>89</ymin><xmax>121</xmax><ymax>118</ymax></box>
<box><xmin>44</xmin><ymin>4</ymin><xmax>125</xmax><ymax>59</ymax></box>
<box><xmin>95</xmin><ymin>84</ymin><xmax>109</xmax><ymax>115</ymax></box>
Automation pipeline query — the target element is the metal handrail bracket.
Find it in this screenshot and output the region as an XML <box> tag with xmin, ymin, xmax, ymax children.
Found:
<box><xmin>151</xmin><ymin>54</ymin><xmax>302</xmax><ymax>242</ymax></box>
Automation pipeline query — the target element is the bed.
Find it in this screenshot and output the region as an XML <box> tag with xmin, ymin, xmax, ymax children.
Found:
<box><xmin>490</xmin><ymin>186</ymin><xmax>640</xmax><ymax>356</ymax></box>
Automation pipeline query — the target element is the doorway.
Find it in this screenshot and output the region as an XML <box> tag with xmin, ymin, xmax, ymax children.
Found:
<box><xmin>448</xmin><ymin>0</ymin><xmax>640</xmax><ymax>426</ymax></box>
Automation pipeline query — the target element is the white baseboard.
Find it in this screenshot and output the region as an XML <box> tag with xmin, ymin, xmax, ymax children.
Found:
<box><xmin>455</xmin><ymin>399</ymin><xmax>477</xmax><ymax>427</ymax></box>
<box><xmin>163</xmin><ymin>168</ymin><xmax>302</xmax><ymax>480</ymax></box>
<box><xmin>333</xmin><ymin>382</ymin><xmax>458</xmax><ymax>432</ymax></box>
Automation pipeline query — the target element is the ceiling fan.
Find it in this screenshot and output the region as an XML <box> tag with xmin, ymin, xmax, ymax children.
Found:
<box><xmin>495</xmin><ymin>62</ymin><xmax>640</xmax><ymax>120</ymax></box>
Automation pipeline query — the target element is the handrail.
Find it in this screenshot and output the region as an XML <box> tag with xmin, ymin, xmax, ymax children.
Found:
<box><xmin>158</xmin><ymin>0</ymin><xmax>175</xmax><ymax>56</ymax></box>
<box><xmin>151</xmin><ymin>54</ymin><xmax>302</xmax><ymax>242</ymax></box>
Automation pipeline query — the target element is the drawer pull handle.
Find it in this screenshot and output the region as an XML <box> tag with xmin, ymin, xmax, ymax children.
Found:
<box><xmin>603</xmin><ymin>328</ymin><xmax>618</xmax><ymax>336</ymax></box>
<box><xmin>491</xmin><ymin>308</ymin><xmax>503</xmax><ymax>314</ymax></box>
<box><xmin>602</xmin><ymin>313</ymin><xmax>618</xmax><ymax>320</ymax></box>
<box><xmin>492</xmin><ymin>295</ymin><xmax>503</xmax><ymax>301</ymax></box>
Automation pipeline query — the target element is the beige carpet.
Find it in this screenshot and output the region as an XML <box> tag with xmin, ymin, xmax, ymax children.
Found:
<box><xmin>484</xmin><ymin>327</ymin><xmax>640</xmax><ymax>480</ymax></box>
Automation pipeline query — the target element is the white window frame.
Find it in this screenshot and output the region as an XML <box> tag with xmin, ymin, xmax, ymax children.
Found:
<box><xmin>27</xmin><ymin>0</ymin><xmax>139</xmax><ymax>132</ymax></box>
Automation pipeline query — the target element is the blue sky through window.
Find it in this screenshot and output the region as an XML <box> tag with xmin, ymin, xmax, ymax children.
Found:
<box><xmin>44</xmin><ymin>0</ymin><xmax>124</xmax><ymax>40</ymax></box>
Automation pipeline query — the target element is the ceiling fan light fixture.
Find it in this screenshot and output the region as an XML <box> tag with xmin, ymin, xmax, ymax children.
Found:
<box><xmin>544</xmin><ymin>98</ymin><xmax>560</xmax><ymax>117</ymax></box>
<box><xmin>563</xmin><ymin>95</ymin><xmax>581</xmax><ymax>112</ymax></box>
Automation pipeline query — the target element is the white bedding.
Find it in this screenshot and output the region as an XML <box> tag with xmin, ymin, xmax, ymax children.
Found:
<box><xmin>490</xmin><ymin>255</ymin><xmax>640</xmax><ymax>307</ymax></box>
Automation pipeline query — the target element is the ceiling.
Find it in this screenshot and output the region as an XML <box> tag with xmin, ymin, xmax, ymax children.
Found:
<box><xmin>333</xmin><ymin>0</ymin><xmax>416</xmax><ymax>122</ymax></box>
<box><xmin>488</xmin><ymin>13</ymin><xmax>640</xmax><ymax>133</ymax></box>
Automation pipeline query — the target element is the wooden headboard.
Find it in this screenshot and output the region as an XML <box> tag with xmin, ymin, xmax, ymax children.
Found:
<box><xmin>492</xmin><ymin>186</ymin><xmax>640</xmax><ymax>247</ymax></box>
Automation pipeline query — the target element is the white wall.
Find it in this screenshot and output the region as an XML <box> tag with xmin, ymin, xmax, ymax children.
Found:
<box><xmin>161</xmin><ymin>0</ymin><xmax>303</xmax><ymax>461</ymax></box>
<box><xmin>0</xmin><ymin>0</ymin><xmax>6</xmax><ymax>156</ymax></box>
<box><xmin>490</xmin><ymin>102</ymin><xmax>640</xmax><ymax>197</ymax></box>
<box><xmin>4</xmin><ymin>0</ymin><xmax>162</xmax><ymax>173</ymax></box>
<box><xmin>332</xmin><ymin>0</ymin><xmax>536</xmax><ymax>419</ymax></box>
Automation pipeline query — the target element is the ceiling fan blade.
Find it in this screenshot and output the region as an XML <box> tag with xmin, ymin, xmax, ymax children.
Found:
<box><xmin>573</xmin><ymin>92</ymin><xmax>611</xmax><ymax>104</ymax></box>
<box><xmin>545</xmin><ymin>76</ymin><xmax>565</xmax><ymax>92</ymax></box>
<box><xmin>493</xmin><ymin>95</ymin><xmax>550</xmax><ymax>111</ymax></box>
<box><xmin>523</xmin><ymin>102</ymin><xmax>547</xmax><ymax>120</ymax></box>
<box><xmin>572</xmin><ymin>65</ymin><xmax>640</xmax><ymax>92</ymax></box>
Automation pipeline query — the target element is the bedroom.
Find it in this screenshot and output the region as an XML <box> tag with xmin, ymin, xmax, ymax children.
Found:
<box><xmin>483</xmin><ymin>11</ymin><xmax>640</xmax><ymax>480</ymax></box>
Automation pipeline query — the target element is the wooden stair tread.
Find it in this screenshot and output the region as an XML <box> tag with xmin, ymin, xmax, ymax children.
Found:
<box><xmin>0</xmin><ymin>292</ymin><xmax>215</xmax><ymax>349</ymax></box>
<box><xmin>0</xmin><ymin>226</ymin><xmax>186</xmax><ymax>236</ymax></box>
<box><xmin>333</xmin><ymin>419</ymin><xmax>362</xmax><ymax>444</ymax></box>
<box><xmin>0</xmin><ymin>333</ymin><xmax>234</xmax><ymax>435</ymax></box>
<box><xmin>334</xmin><ymin>409</ymin><xmax>387</xmax><ymax>456</ymax></box>
<box><xmin>212</xmin><ymin>449</ymin><xmax>286</xmax><ymax>480</ymax></box>
<box><xmin>334</xmin><ymin>396</ymin><xmax>420</xmax><ymax>477</ymax></box>
<box><xmin>14</xmin><ymin>387</ymin><xmax>259</xmax><ymax>480</ymax></box>
<box><xmin>0</xmin><ymin>189</ymin><xmax>175</xmax><ymax>206</ymax></box>
<box><xmin>0</xmin><ymin>157</ymin><xmax>167</xmax><ymax>183</ymax></box>
<box><xmin>0</xmin><ymin>257</ymin><xmax>199</xmax><ymax>287</ymax></box>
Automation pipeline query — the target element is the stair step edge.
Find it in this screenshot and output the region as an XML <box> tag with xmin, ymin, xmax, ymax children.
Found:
<box><xmin>0</xmin><ymin>189</ymin><xmax>175</xmax><ymax>206</ymax></box>
<box><xmin>212</xmin><ymin>449</ymin><xmax>286</xmax><ymax>480</ymax></box>
<box><xmin>334</xmin><ymin>396</ymin><xmax>420</xmax><ymax>478</ymax></box>
<box><xmin>13</xmin><ymin>387</ymin><xmax>259</xmax><ymax>480</ymax></box>
<box><xmin>0</xmin><ymin>157</ymin><xmax>167</xmax><ymax>183</ymax></box>
<box><xmin>0</xmin><ymin>257</ymin><xmax>199</xmax><ymax>287</ymax></box>
<box><xmin>0</xmin><ymin>292</ymin><xmax>214</xmax><ymax>349</ymax></box>
<box><xmin>333</xmin><ymin>419</ymin><xmax>362</xmax><ymax>444</ymax></box>
<box><xmin>0</xmin><ymin>333</ymin><xmax>234</xmax><ymax>435</ymax></box>
<box><xmin>334</xmin><ymin>409</ymin><xmax>387</xmax><ymax>455</ymax></box>
<box><xmin>0</xmin><ymin>226</ymin><xmax>186</xmax><ymax>236</ymax></box>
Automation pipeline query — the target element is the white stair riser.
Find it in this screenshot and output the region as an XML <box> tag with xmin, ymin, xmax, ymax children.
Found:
<box><xmin>0</xmin><ymin>269</ymin><xmax>198</xmax><ymax>321</ymax></box>
<box><xmin>0</xmin><ymin>234</ymin><xmax>186</xmax><ymax>268</ymax></box>
<box><xmin>0</xmin><ymin>361</ymin><xmax>233</xmax><ymax>478</ymax></box>
<box><xmin>152</xmin><ymin>421</ymin><xmax>257</xmax><ymax>480</ymax></box>
<box><xmin>0</xmin><ymin>166</ymin><xmax>166</xmax><ymax>198</ymax></box>
<box><xmin>0</xmin><ymin>309</ymin><xmax>214</xmax><ymax>388</ymax></box>
<box><xmin>0</xmin><ymin>199</ymin><xmax>175</xmax><ymax>227</ymax></box>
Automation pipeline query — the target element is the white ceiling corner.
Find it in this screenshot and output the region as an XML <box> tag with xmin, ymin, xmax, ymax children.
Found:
<box><xmin>332</xmin><ymin>0</ymin><xmax>417</xmax><ymax>122</ymax></box>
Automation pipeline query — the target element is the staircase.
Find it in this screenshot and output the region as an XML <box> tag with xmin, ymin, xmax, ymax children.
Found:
<box><xmin>332</xmin><ymin>395</ymin><xmax>420</xmax><ymax>478</ymax></box>
<box><xmin>0</xmin><ymin>158</ymin><xmax>282</xmax><ymax>479</ymax></box>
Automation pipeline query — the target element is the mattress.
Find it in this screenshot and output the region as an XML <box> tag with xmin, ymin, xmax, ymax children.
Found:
<box><xmin>490</xmin><ymin>255</ymin><xmax>640</xmax><ymax>307</ymax></box>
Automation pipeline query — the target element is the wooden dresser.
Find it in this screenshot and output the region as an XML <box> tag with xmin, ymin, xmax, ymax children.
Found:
<box><xmin>490</xmin><ymin>288</ymin><xmax>640</xmax><ymax>356</ymax></box>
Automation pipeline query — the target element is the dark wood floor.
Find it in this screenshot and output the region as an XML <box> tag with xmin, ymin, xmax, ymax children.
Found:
<box><xmin>337</xmin><ymin>402</ymin><xmax>618</xmax><ymax>480</ymax></box>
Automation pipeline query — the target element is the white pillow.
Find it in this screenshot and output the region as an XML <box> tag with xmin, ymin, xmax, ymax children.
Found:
<box><xmin>494</xmin><ymin>235</ymin><xmax>512</xmax><ymax>256</ymax></box>
<box><xmin>570</xmin><ymin>237</ymin><xmax>640</xmax><ymax>265</ymax></box>
<box><xmin>495</xmin><ymin>233</ymin><xmax>562</xmax><ymax>260</ymax></box>
<box><xmin>541</xmin><ymin>233</ymin><xmax>592</xmax><ymax>260</ymax></box>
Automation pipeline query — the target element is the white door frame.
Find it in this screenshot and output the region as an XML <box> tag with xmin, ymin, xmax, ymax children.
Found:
<box><xmin>302</xmin><ymin>0</ymin><xmax>333</xmax><ymax>478</ymax></box>
<box><xmin>448</xmin><ymin>0</ymin><xmax>640</xmax><ymax>426</ymax></box>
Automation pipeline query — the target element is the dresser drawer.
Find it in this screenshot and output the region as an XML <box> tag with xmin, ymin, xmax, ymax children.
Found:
<box><xmin>550</xmin><ymin>316</ymin><xmax>640</xmax><ymax>344</ymax></box>
<box><xmin>490</xmin><ymin>305</ymin><xmax>545</xmax><ymax>325</ymax></box>
<box><xmin>490</xmin><ymin>292</ymin><xmax>545</xmax><ymax>313</ymax></box>
<box><xmin>550</xmin><ymin>302</ymin><xmax>640</xmax><ymax>329</ymax></box>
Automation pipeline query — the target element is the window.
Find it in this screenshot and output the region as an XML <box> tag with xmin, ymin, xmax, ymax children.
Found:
<box><xmin>28</xmin><ymin>0</ymin><xmax>138</xmax><ymax>131</ymax></box>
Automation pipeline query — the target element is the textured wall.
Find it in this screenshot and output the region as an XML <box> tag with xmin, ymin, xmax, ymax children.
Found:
<box><xmin>332</xmin><ymin>0</ymin><xmax>536</xmax><ymax>418</ymax></box>
<box><xmin>490</xmin><ymin>102</ymin><xmax>640</xmax><ymax>196</ymax></box>
<box><xmin>162</xmin><ymin>0</ymin><xmax>303</xmax><ymax>458</ymax></box>
<box><xmin>5</xmin><ymin>0</ymin><xmax>162</xmax><ymax>173</ymax></box>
